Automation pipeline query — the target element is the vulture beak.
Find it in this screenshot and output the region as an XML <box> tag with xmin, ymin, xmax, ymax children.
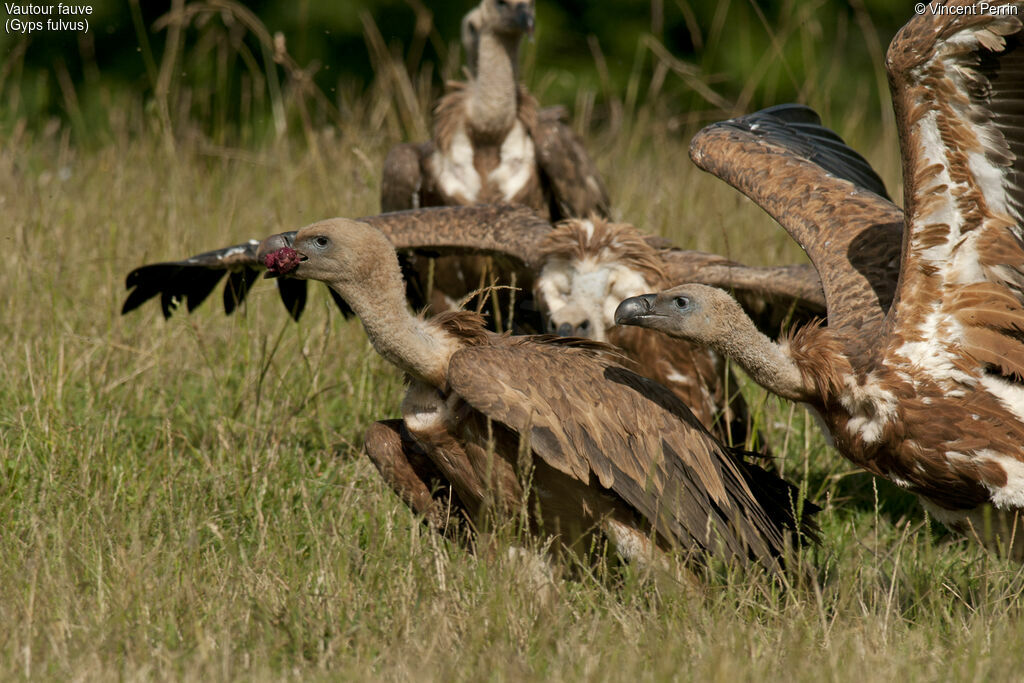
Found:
<box><xmin>614</xmin><ymin>294</ymin><xmax>658</xmax><ymax>326</ymax></box>
<box><xmin>516</xmin><ymin>5</ymin><xmax>535</xmax><ymax>35</ymax></box>
<box><xmin>258</xmin><ymin>232</ymin><xmax>302</xmax><ymax>279</ymax></box>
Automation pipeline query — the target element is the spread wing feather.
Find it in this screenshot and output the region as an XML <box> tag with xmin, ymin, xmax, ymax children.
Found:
<box><xmin>530</xmin><ymin>107</ymin><xmax>612</xmax><ymax>220</ymax></box>
<box><xmin>884</xmin><ymin>0</ymin><xmax>1024</xmax><ymax>383</ymax></box>
<box><xmin>120</xmin><ymin>239</ymin><xmax>335</xmax><ymax>321</ymax></box>
<box><xmin>362</xmin><ymin>205</ymin><xmax>552</xmax><ymax>268</ymax></box>
<box><xmin>121</xmin><ymin>205</ymin><xmax>553</xmax><ymax>321</ymax></box>
<box><xmin>447</xmin><ymin>339</ymin><xmax>815</xmax><ymax>570</ymax></box>
<box><xmin>690</xmin><ymin>104</ymin><xmax>904</xmax><ymax>367</ymax></box>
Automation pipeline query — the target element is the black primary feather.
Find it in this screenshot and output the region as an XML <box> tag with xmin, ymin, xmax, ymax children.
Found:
<box><xmin>718</xmin><ymin>103</ymin><xmax>892</xmax><ymax>201</ymax></box>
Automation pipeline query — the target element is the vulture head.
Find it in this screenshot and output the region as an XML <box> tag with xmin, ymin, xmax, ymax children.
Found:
<box><xmin>614</xmin><ymin>284</ymin><xmax>742</xmax><ymax>347</ymax></box>
<box><xmin>480</xmin><ymin>0</ymin><xmax>535</xmax><ymax>38</ymax></box>
<box><xmin>536</xmin><ymin>218</ymin><xmax>665</xmax><ymax>342</ymax></box>
<box><xmin>260</xmin><ymin>218</ymin><xmax>400</xmax><ymax>300</ymax></box>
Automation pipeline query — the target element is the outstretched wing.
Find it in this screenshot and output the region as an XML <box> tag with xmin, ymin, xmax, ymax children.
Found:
<box><xmin>530</xmin><ymin>106</ymin><xmax>612</xmax><ymax>220</ymax></box>
<box><xmin>690</xmin><ymin>103</ymin><xmax>904</xmax><ymax>367</ymax></box>
<box><xmin>363</xmin><ymin>204</ymin><xmax>552</xmax><ymax>269</ymax></box>
<box><xmin>883</xmin><ymin>1</ymin><xmax>1024</xmax><ymax>383</ymax></box>
<box><xmin>448</xmin><ymin>339</ymin><xmax>816</xmax><ymax>573</ymax></box>
<box><xmin>122</xmin><ymin>205</ymin><xmax>553</xmax><ymax>320</ymax></box>
<box><xmin>120</xmin><ymin>239</ymin><xmax>337</xmax><ymax>321</ymax></box>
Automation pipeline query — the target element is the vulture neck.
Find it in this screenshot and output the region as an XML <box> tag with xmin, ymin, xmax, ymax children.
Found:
<box><xmin>469</xmin><ymin>30</ymin><xmax>521</xmax><ymax>137</ymax></box>
<box><xmin>333</xmin><ymin>258</ymin><xmax>454</xmax><ymax>388</ymax></box>
<box><xmin>708</xmin><ymin>318</ymin><xmax>811</xmax><ymax>403</ymax></box>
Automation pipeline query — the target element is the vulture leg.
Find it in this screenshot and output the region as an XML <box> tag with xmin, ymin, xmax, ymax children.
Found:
<box><xmin>363</xmin><ymin>420</ymin><xmax>472</xmax><ymax>540</ymax></box>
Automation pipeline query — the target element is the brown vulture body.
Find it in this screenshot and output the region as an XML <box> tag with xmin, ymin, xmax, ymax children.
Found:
<box><xmin>248</xmin><ymin>217</ymin><xmax>816</xmax><ymax>575</ymax></box>
<box><xmin>617</xmin><ymin>2</ymin><xmax>1024</xmax><ymax>559</ymax></box>
<box><xmin>534</xmin><ymin>216</ymin><xmax>825</xmax><ymax>449</ymax></box>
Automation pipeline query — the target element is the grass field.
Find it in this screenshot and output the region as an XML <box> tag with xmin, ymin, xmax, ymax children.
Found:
<box><xmin>4</xmin><ymin>7</ymin><xmax>1024</xmax><ymax>679</ymax></box>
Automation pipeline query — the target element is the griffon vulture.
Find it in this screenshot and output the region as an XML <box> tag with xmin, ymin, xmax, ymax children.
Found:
<box><xmin>617</xmin><ymin>2</ymin><xmax>1024</xmax><ymax>559</ymax></box>
<box><xmin>121</xmin><ymin>205</ymin><xmax>825</xmax><ymax>450</ymax></box>
<box><xmin>534</xmin><ymin>215</ymin><xmax>825</xmax><ymax>448</ymax></box>
<box><xmin>380</xmin><ymin>0</ymin><xmax>609</xmax><ymax>317</ymax></box>
<box><xmin>380</xmin><ymin>0</ymin><xmax>608</xmax><ymax>219</ymax></box>
<box><xmin>251</xmin><ymin>217</ymin><xmax>817</xmax><ymax>574</ymax></box>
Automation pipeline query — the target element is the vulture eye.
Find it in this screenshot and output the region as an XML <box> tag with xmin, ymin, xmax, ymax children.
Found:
<box><xmin>312</xmin><ymin>235</ymin><xmax>330</xmax><ymax>248</ymax></box>
<box><xmin>673</xmin><ymin>296</ymin><xmax>690</xmax><ymax>309</ymax></box>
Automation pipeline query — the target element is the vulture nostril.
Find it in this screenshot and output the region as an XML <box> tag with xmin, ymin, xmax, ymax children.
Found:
<box><xmin>579</xmin><ymin>320</ymin><xmax>590</xmax><ymax>331</ymax></box>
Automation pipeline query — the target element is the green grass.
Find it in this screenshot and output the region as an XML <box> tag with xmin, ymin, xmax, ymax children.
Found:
<box><xmin>3</xmin><ymin>107</ymin><xmax>1024</xmax><ymax>680</ymax></box>
<box><xmin>4</xmin><ymin>2</ymin><xmax>1024</xmax><ymax>675</ymax></box>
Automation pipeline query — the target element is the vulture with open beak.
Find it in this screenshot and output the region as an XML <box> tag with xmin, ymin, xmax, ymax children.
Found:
<box><xmin>617</xmin><ymin>2</ymin><xmax>1024</xmax><ymax>559</ymax></box>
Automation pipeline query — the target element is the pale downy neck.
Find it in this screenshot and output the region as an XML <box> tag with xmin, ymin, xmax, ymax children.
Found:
<box><xmin>331</xmin><ymin>257</ymin><xmax>453</xmax><ymax>388</ymax></box>
<box><xmin>708</xmin><ymin>319</ymin><xmax>811</xmax><ymax>403</ymax></box>
<box><xmin>469</xmin><ymin>29</ymin><xmax>521</xmax><ymax>136</ymax></box>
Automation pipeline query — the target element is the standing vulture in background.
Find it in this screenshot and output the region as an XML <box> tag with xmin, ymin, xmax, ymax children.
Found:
<box><xmin>121</xmin><ymin>205</ymin><xmax>825</xmax><ymax>450</ymax></box>
<box><xmin>380</xmin><ymin>0</ymin><xmax>609</xmax><ymax>316</ymax></box>
<box><xmin>617</xmin><ymin>2</ymin><xmax>1024</xmax><ymax>560</ymax></box>
<box><xmin>250</xmin><ymin>218</ymin><xmax>816</xmax><ymax>576</ymax></box>
<box><xmin>381</xmin><ymin>0</ymin><xmax>609</xmax><ymax>218</ymax></box>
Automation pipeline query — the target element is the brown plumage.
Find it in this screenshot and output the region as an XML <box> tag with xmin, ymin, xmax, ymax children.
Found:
<box><xmin>618</xmin><ymin>2</ymin><xmax>1024</xmax><ymax>559</ymax></box>
<box><xmin>120</xmin><ymin>205</ymin><xmax>551</xmax><ymax>322</ymax></box>
<box><xmin>250</xmin><ymin>217</ymin><xmax>816</xmax><ymax>575</ymax></box>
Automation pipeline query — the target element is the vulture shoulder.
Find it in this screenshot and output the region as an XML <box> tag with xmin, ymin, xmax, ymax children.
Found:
<box><xmin>380</xmin><ymin>142</ymin><xmax>434</xmax><ymax>213</ymax></box>
<box><xmin>447</xmin><ymin>337</ymin><xmax>816</xmax><ymax>569</ymax></box>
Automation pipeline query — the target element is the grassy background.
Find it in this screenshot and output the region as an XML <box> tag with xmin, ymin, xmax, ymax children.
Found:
<box><xmin>4</xmin><ymin>1</ymin><xmax>1024</xmax><ymax>680</ymax></box>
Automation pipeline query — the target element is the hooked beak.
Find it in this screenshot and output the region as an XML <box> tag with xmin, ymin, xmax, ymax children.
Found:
<box><xmin>614</xmin><ymin>294</ymin><xmax>658</xmax><ymax>326</ymax></box>
<box><xmin>258</xmin><ymin>232</ymin><xmax>305</xmax><ymax>279</ymax></box>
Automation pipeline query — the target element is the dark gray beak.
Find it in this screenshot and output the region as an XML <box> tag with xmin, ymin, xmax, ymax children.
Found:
<box><xmin>614</xmin><ymin>294</ymin><xmax>657</xmax><ymax>326</ymax></box>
